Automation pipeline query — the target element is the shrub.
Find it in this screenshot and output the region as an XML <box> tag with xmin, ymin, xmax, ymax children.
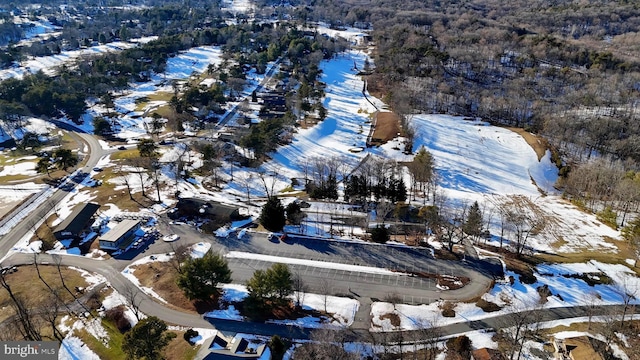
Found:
<box><xmin>536</xmin><ymin>284</ymin><xmax>552</xmax><ymax>303</ymax></box>
<box><xmin>369</xmin><ymin>225</ymin><xmax>390</xmax><ymax>243</ymax></box>
<box><xmin>440</xmin><ymin>301</ymin><xmax>456</xmax><ymax>317</ymax></box>
<box><xmin>184</xmin><ymin>329</ymin><xmax>199</xmax><ymax>344</ymax></box>
<box><xmin>446</xmin><ymin>335</ymin><xmax>471</xmax><ymax>359</ymax></box>
<box><xmin>104</xmin><ymin>306</ymin><xmax>131</xmax><ymax>333</ymax></box>
<box><xmin>476</xmin><ymin>298</ymin><xmax>502</xmax><ymax>312</ymax></box>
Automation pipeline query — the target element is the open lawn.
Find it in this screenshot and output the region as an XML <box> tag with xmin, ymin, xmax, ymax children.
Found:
<box><xmin>77</xmin><ymin>320</ymin><xmax>197</xmax><ymax>360</ymax></box>
<box><xmin>0</xmin><ymin>265</ymin><xmax>91</xmax><ymax>323</ymax></box>
<box><xmin>369</xmin><ymin>111</ymin><xmax>400</xmax><ymax>146</ymax></box>
<box><xmin>85</xmin><ymin>180</ymin><xmax>157</xmax><ymax>212</ymax></box>
<box><xmin>129</xmin><ymin>262</ymin><xmax>210</xmax><ymax>314</ymax></box>
<box><xmin>109</xmin><ymin>149</ymin><xmax>140</xmax><ymax>161</ymax></box>
<box><xmin>133</xmin><ymin>92</ymin><xmax>173</xmax><ymax>112</ymax></box>
<box><xmin>75</xmin><ymin>319</ymin><xmax>126</xmax><ymax>360</ymax></box>
<box><xmin>164</xmin><ymin>330</ymin><xmax>201</xmax><ymax>360</ymax></box>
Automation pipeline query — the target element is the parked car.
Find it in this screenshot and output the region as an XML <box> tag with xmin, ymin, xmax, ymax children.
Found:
<box><xmin>162</xmin><ymin>234</ymin><xmax>180</xmax><ymax>242</ymax></box>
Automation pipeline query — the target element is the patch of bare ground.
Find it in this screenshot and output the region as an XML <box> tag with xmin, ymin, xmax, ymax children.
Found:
<box><xmin>379</xmin><ymin>312</ymin><xmax>401</xmax><ymax>327</ymax></box>
<box><xmin>129</xmin><ymin>263</ymin><xmax>219</xmax><ymax>314</ymax></box>
<box><xmin>164</xmin><ymin>330</ymin><xmax>200</xmax><ymax>360</ymax></box>
<box><xmin>90</xmin><ymin>180</ymin><xmax>158</xmax><ymax>212</ymax></box>
<box><xmin>507</xmin><ymin>127</ymin><xmax>549</xmax><ymax>161</ymax></box>
<box><xmin>0</xmin><ymin>265</ymin><xmax>91</xmax><ymax>324</ymax></box>
<box><xmin>365</xmin><ymin>74</ymin><xmax>386</xmax><ymax>100</ymax></box>
<box><xmin>400</xmin><ymin>269</ymin><xmax>470</xmax><ymax>291</ymax></box>
<box><xmin>369</xmin><ymin>111</ymin><xmax>401</xmax><ymax>146</ymax></box>
<box><xmin>476</xmin><ymin>298</ymin><xmax>502</xmax><ymax>312</ymax></box>
<box><xmin>298</xmin><ymin>116</ymin><xmax>321</xmax><ymax>129</ymax></box>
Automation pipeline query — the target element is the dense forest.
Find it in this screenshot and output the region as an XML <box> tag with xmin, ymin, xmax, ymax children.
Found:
<box><xmin>258</xmin><ymin>0</ymin><xmax>640</xmax><ymax>216</ymax></box>
<box><xmin>1</xmin><ymin>0</ymin><xmax>639</xmax><ymax>215</ymax></box>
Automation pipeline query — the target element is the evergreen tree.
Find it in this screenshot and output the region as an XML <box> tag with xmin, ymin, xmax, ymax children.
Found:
<box><xmin>260</xmin><ymin>197</ymin><xmax>286</xmax><ymax>232</ymax></box>
<box><xmin>245</xmin><ymin>263</ymin><xmax>293</xmax><ymax>318</ymax></box>
<box><xmin>36</xmin><ymin>157</ymin><xmax>52</xmax><ymax>176</ymax></box>
<box><xmin>463</xmin><ymin>201</ymin><xmax>483</xmax><ymax>239</ymax></box>
<box><xmin>93</xmin><ymin>116</ymin><xmax>112</xmax><ymax>136</ymax></box>
<box><xmin>370</xmin><ymin>225</ymin><xmax>390</xmax><ymax>243</ymax></box>
<box><xmin>137</xmin><ymin>138</ymin><xmax>159</xmax><ymax>159</ymax></box>
<box><xmin>122</xmin><ymin>316</ymin><xmax>176</xmax><ymax>360</ymax></box>
<box><xmin>53</xmin><ymin>148</ymin><xmax>78</xmax><ymax>171</ymax></box>
<box><xmin>269</xmin><ymin>335</ymin><xmax>287</xmax><ymax>360</ymax></box>
<box><xmin>176</xmin><ymin>252</ymin><xmax>232</xmax><ymax>301</ymax></box>
<box><xmin>395</xmin><ymin>177</ymin><xmax>407</xmax><ymax>202</ymax></box>
<box><xmin>286</xmin><ymin>201</ymin><xmax>306</xmax><ymax>225</ymax></box>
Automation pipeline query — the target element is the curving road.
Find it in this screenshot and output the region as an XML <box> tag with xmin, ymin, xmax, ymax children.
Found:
<box><xmin>0</xmin><ymin>125</ymin><xmax>498</xmax><ymax>335</ymax></box>
<box><xmin>0</xmin><ymin>126</ymin><xmax>618</xmax><ymax>345</ymax></box>
<box><xmin>0</xmin><ymin>130</ymin><xmax>112</xmax><ymax>261</ymax></box>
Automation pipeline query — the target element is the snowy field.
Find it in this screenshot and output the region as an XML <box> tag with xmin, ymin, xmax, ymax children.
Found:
<box><xmin>372</xmin><ymin>261</ymin><xmax>640</xmax><ymax>332</ymax></box>
<box><xmin>0</xmin><ymin>8</ymin><xmax>638</xmax><ymax>359</ymax></box>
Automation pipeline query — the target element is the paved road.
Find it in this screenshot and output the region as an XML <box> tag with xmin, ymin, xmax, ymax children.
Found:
<box><xmin>3</xmin><ymin>252</ymin><xmax>213</xmax><ymax>329</ymax></box>
<box><xmin>147</xmin><ymin>222</ymin><xmax>496</xmax><ymax>304</ymax></box>
<box><xmin>0</xmin><ymin>129</ymin><xmax>632</xmax><ymax>347</ymax></box>
<box><xmin>0</xmin><ymin>130</ymin><xmax>112</xmax><ymax>260</ymax></box>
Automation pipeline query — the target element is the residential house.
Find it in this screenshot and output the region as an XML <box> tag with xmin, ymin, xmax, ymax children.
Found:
<box><xmin>552</xmin><ymin>336</ymin><xmax>603</xmax><ymax>360</ymax></box>
<box><xmin>202</xmin><ymin>333</ymin><xmax>268</xmax><ymax>359</ymax></box>
<box><xmin>174</xmin><ymin>198</ymin><xmax>241</xmax><ymax>223</ymax></box>
<box><xmin>53</xmin><ymin>203</ymin><xmax>101</xmax><ymax>241</ymax></box>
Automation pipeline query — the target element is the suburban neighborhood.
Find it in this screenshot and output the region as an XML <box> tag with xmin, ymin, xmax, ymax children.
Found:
<box><xmin>0</xmin><ymin>0</ymin><xmax>639</xmax><ymax>359</ymax></box>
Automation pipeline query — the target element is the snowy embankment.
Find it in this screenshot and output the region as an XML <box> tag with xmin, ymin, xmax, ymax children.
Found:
<box><xmin>371</xmin><ymin>260</ymin><xmax>640</xmax><ymax>332</ymax></box>
<box><xmin>206</xmin><ymin>283</ymin><xmax>360</xmax><ymax>328</ymax></box>
<box><xmin>120</xmin><ymin>247</ymin><xmax>360</xmax><ymax>328</ymax></box>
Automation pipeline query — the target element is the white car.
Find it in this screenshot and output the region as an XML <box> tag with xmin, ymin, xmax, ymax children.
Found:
<box><xmin>162</xmin><ymin>234</ymin><xmax>180</xmax><ymax>242</ymax></box>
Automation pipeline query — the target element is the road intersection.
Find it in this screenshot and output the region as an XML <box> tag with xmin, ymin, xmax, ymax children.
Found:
<box><xmin>0</xmin><ymin>128</ymin><xmax>620</xmax><ymax>343</ymax></box>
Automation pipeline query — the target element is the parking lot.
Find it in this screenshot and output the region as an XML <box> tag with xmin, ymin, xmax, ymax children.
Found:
<box><xmin>227</xmin><ymin>257</ymin><xmax>439</xmax><ymax>305</ymax></box>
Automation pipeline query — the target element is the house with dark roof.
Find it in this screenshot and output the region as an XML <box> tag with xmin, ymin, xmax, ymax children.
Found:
<box><xmin>202</xmin><ymin>333</ymin><xmax>268</xmax><ymax>360</ymax></box>
<box><xmin>174</xmin><ymin>198</ymin><xmax>241</xmax><ymax>223</ymax></box>
<box><xmin>53</xmin><ymin>203</ymin><xmax>101</xmax><ymax>241</ymax></box>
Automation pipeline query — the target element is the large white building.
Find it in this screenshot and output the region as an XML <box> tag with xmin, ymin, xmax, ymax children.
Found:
<box><xmin>99</xmin><ymin>219</ymin><xmax>140</xmax><ymax>250</ymax></box>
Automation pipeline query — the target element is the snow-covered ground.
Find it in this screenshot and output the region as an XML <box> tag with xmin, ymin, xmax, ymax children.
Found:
<box><xmin>371</xmin><ymin>259</ymin><xmax>640</xmax><ymax>333</ymax></box>
<box><xmin>0</xmin><ymin>11</ymin><xmax>638</xmax><ymax>359</ymax></box>
<box><xmin>206</xmin><ymin>283</ymin><xmax>360</xmax><ymax>328</ymax></box>
<box><xmin>0</xmin><ymin>41</ymin><xmax>141</xmax><ymax>81</ymax></box>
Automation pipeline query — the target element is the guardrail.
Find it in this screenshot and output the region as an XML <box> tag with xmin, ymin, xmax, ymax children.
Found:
<box><xmin>0</xmin><ymin>185</ymin><xmax>53</xmax><ymax>236</ymax></box>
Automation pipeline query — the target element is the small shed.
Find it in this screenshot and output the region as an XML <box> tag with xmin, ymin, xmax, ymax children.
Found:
<box><xmin>53</xmin><ymin>203</ymin><xmax>101</xmax><ymax>241</ymax></box>
<box><xmin>99</xmin><ymin>219</ymin><xmax>141</xmax><ymax>250</ymax></box>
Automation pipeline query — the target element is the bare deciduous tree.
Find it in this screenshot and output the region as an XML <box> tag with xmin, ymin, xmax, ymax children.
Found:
<box><xmin>122</xmin><ymin>283</ymin><xmax>144</xmax><ymax>321</ymax></box>
<box><xmin>292</xmin><ymin>272</ymin><xmax>307</xmax><ymax>310</ymax></box>
<box><xmin>0</xmin><ymin>265</ymin><xmax>42</xmax><ymax>341</ymax></box>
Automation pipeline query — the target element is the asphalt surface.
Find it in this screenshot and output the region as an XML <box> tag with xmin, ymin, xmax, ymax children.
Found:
<box><xmin>0</xmin><ymin>126</ymin><xmax>621</xmax><ymax>344</ymax></box>
<box><xmin>0</xmin><ymin>131</ymin><xmax>111</xmax><ymax>260</ymax></box>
